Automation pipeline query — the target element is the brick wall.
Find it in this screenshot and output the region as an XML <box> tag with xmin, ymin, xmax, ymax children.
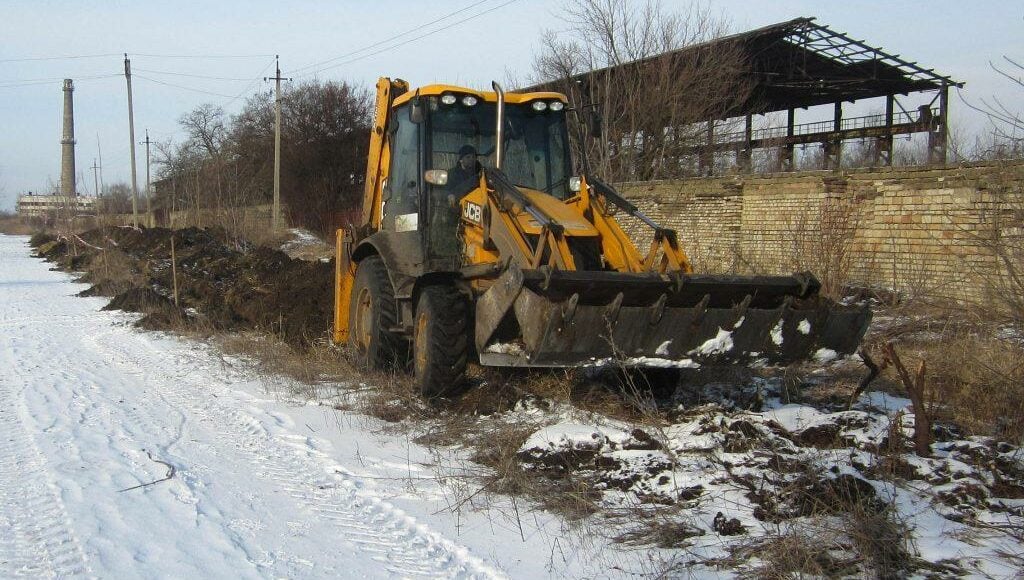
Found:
<box><xmin>616</xmin><ymin>161</ymin><xmax>1024</xmax><ymax>304</ymax></box>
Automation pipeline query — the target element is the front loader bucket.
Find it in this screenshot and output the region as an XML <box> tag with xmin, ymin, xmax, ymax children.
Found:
<box><xmin>475</xmin><ymin>267</ymin><xmax>871</xmax><ymax>368</ymax></box>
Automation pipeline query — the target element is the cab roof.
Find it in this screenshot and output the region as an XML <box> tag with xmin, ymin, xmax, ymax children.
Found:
<box><xmin>392</xmin><ymin>84</ymin><xmax>567</xmax><ymax>107</ymax></box>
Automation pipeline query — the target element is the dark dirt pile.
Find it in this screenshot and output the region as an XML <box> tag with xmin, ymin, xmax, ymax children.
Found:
<box><xmin>33</xmin><ymin>226</ymin><xmax>334</xmax><ymax>347</ymax></box>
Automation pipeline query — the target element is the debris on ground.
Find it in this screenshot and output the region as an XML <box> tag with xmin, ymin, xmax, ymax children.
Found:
<box><xmin>34</xmin><ymin>226</ymin><xmax>333</xmax><ymax>346</ymax></box>
<box><xmin>507</xmin><ymin>373</ymin><xmax>1024</xmax><ymax>577</ymax></box>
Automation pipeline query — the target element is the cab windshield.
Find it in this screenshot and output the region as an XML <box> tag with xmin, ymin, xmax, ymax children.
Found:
<box><xmin>427</xmin><ymin>97</ymin><xmax>572</xmax><ymax>199</ymax></box>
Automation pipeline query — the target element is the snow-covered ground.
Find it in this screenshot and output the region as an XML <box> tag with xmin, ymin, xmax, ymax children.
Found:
<box><xmin>0</xmin><ymin>234</ymin><xmax>632</xmax><ymax>579</ymax></box>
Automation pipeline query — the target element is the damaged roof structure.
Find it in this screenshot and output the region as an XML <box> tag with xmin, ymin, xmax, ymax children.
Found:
<box><xmin>526</xmin><ymin>17</ymin><xmax>963</xmax><ymax>174</ymax></box>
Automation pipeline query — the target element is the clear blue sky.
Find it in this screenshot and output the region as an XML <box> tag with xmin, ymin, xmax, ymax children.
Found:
<box><xmin>1</xmin><ymin>0</ymin><xmax>1020</xmax><ymax>211</ymax></box>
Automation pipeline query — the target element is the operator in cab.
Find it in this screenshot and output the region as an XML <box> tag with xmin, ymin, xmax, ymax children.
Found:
<box><xmin>448</xmin><ymin>145</ymin><xmax>482</xmax><ymax>197</ymax></box>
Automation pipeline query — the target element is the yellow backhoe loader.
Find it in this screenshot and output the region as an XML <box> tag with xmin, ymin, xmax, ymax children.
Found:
<box><xmin>334</xmin><ymin>78</ymin><xmax>871</xmax><ymax>397</ymax></box>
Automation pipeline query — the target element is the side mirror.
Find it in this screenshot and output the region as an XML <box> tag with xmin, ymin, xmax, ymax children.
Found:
<box><xmin>588</xmin><ymin>109</ymin><xmax>603</xmax><ymax>139</ymax></box>
<box><xmin>424</xmin><ymin>169</ymin><xmax>448</xmax><ymax>186</ymax></box>
<box><xmin>410</xmin><ymin>98</ymin><xmax>424</xmax><ymax>124</ymax></box>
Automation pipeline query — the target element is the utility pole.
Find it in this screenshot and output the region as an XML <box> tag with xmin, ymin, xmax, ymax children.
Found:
<box><xmin>124</xmin><ymin>54</ymin><xmax>139</xmax><ymax>227</ymax></box>
<box><xmin>141</xmin><ymin>129</ymin><xmax>152</xmax><ymax>226</ymax></box>
<box><xmin>265</xmin><ymin>56</ymin><xmax>291</xmax><ymax>231</ymax></box>
<box><xmin>91</xmin><ymin>159</ymin><xmax>100</xmax><ymax>197</ymax></box>
<box><xmin>96</xmin><ymin>135</ymin><xmax>104</xmax><ymax>194</ymax></box>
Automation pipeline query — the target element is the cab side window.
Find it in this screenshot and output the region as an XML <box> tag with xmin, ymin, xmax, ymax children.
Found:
<box><xmin>383</xmin><ymin>105</ymin><xmax>419</xmax><ymax>231</ymax></box>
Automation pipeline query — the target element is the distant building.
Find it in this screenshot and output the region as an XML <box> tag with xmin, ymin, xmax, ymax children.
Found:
<box><xmin>16</xmin><ymin>193</ymin><xmax>98</xmax><ymax>218</ymax></box>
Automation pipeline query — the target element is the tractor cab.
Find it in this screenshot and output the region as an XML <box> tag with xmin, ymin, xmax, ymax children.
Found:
<box><xmin>381</xmin><ymin>86</ymin><xmax>573</xmax><ymax>262</ymax></box>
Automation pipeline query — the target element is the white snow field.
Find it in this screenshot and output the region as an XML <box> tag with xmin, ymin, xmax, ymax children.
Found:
<box><xmin>0</xmin><ymin>234</ymin><xmax>627</xmax><ymax>579</ymax></box>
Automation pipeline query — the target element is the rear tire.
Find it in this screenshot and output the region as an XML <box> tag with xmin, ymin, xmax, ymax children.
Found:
<box><xmin>349</xmin><ymin>256</ymin><xmax>404</xmax><ymax>370</ymax></box>
<box><xmin>413</xmin><ymin>285</ymin><xmax>469</xmax><ymax>398</ymax></box>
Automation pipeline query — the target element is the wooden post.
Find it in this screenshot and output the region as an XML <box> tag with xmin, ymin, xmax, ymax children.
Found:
<box><xmin>171</xmin><ymin>236</ymin><xmax>179</xmax><ymax>308</ymax></box>
<box><xmin>884</xmin><ymin>342</ymin><xmax>931</xmax><ymax>457</ymax></box>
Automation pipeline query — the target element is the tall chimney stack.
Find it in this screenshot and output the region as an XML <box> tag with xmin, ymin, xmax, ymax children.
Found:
<box><xmin>60</xmin><ymin>79</ymin><xmax>76</xmax><ymax>196</ymax></box>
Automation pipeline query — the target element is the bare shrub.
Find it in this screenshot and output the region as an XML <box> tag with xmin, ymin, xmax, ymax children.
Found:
<box><xmin>154</xmin><ymin>80</ymin><xmax>372</xmax><ymax>236</ymax></box>
<box><xmin>786</xmin><ymin>195</ymin><xmax>860</xmax><ymax>300</ymax></box>
<box><xmin>972</xmin><ymin>171</ymin><xmax>1024</xmax><ymax>328</ymax></box>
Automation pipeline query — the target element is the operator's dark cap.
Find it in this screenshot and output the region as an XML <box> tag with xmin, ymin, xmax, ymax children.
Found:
<box><xmin>458</xmin><ymin>145</ymin><xmax>476</xmax><ymax>157</ymax></box>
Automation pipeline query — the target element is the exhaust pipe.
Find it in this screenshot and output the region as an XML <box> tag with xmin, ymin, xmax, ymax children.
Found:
<box><xmin>492</xmin><ymin>81</ymin><xmax>505</xmax><ymax>170</ymax></box>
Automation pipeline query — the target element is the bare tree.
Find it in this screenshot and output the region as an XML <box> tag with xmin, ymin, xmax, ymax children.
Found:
<box><xmin>960</xmin><ymin>56</ymin><xmax>1024</xmax><ymax>159</ymax></box>
<box><xmin>530</xmin><ymin>0</ymin><xmax>752</xmax><ymax>182</ymax></box>
<box><xmin>154</xmin><ymin>80</ymin><xmax>372</xmax><ymax>235</ymax></box>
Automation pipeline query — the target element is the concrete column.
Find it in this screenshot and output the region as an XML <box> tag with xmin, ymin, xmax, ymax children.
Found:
<box><xmin>784</xmin><ymin>108</ymin><xmax>796</xmax><ymax>171</ymax></box>
<box><xmin>880</xmin><ymin>94</ymin><xmax>895</xmax><ymax>166</ymax></box>
<box><xmin>740</xmin><ymin>114</ymin><xmax>753</xmax><ymax>172</ymax></box>
<box><xmin>60</xmin><ymin>79</ymin><xmax>76</xmax><ymax>196</ymax></box>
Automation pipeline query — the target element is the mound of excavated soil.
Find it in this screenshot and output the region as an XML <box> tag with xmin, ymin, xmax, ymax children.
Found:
<box><xmin>34</xmin><ymin>226</ymin><xmax>334</xmax><ymax>347</ymax></box>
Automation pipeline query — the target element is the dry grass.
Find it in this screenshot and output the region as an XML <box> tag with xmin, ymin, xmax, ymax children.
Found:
<box><xmin>77</xmin><ymin>247</ymin><xmax>144</xmax><ymax>294</ymax></box>
<box><xmin>721</xmin><ymin>500</ymin><xmax>915</xmax><ymax>579</ymax></box>
<box><xmin>0</xmin><ymin>214</ymin><xmax>39</xmax><ymax>235</ymax></box>
<box><xmin>913</xmin><ymin>331</ymin><xmax>1024</xmax><ymax>440</ymax></box>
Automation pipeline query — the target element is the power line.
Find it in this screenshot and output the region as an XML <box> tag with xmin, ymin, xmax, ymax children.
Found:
<box><xmin>295</xmin><ymin>0</ymin><xmax>522</xmax><ymax>78</ymax></box>
<box><xmin>288</xmin><ymin>0</ymin><xmax>505</xmax><ymax>76</ymax></box>
<box><xmin>0</xmin><ymin>73</ymin><xmax>120</xmax><ymax>85</ymax></box>
<box><xmin>0</xmin><ymin>74</ymin><xmax>121</xmax><ymax>89</ymax></box>
<box><xmin>133</xmin><ymin>74</ymin><xmax>239</xmax><ymax>99</ymax></box>
<box><xmin>130</xmin><ymin>57</ymin><xmax>276</xmax><ymax>108</ymax></box>
<box><xmin>221</xmin><ymin>58</ymin><xmax>278</xmax><ymax>108</ymax></box>
<box><xmin>133</xmin><ymin>67</ymin><xmax>262</xmax><ymax>82</ymax></box>
<box><xmin>0</xmin><ymin>52</ymin><xmax>121</xmax><ymax>63</ymax></box>
<box><xmin>129</xmin><ymin>52</ymin><xmax>276</xmax><ymax>59</ymax></box>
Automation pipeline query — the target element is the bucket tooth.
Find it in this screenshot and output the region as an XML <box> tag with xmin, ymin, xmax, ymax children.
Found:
<box><xmin>732</xmin><ymin>294</ymin><xmax>752</xmax><ymax>326</ymax></box>
<box><xmin>649</xmin><ymin>293</ymin><xmax>668</xmax><ymax>325</ymax></box>
<box><xmin>561</xmin><ymin>292</ymin><xmax>580</xmax><ymax>324</ymax></box>
<box><xmin>691</xmin><ymin>294</ymin><xmax>711</xmax><ymax>326</ymax></box>
<box><xmin>605</xmin><ymin>292</ymin><xmax>624</xmax><ymax>324</ymax></box>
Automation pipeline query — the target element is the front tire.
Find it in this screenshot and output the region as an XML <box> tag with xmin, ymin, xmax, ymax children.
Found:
<box><xmin>349</xmin><ymin>256</ymin><xmax>404</xmax><ymax>370</ymax></box>
<box><xmin>413</xmin><ymin>285</ymin><xmax>469</xmax><ymax>398</ymax></box>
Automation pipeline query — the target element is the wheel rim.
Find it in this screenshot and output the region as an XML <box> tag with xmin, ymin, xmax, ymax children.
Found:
<box><xmin>354</xmin><ymin>286</ymin><xmax>373</xmax><ymax>354</ymax></box>
<box><xmin>414</xmin><ymin>310</ymin><xmax>428</xmax><ymax>378</ymax></box>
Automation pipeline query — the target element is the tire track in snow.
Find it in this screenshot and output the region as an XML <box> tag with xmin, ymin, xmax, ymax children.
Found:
<box><xmin>0</xmin><ymin>379</ymin><xmax>91</xmax><ymax>578</ymax></box>
<box><xmin>87</xmin><ymin>329</ymin><xmax>504</xmax><ymax>579</ymax></box>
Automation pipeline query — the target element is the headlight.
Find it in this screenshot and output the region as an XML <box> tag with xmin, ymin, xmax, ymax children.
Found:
<box><xmin>549</xmin><ymin>101</ymin><xmax>565</xmax><ymax>112</ymax></box>
<box><xmin>461</xmin><ymin>95</ymin><xmax>478</xmax><ymax>106</ymax></box>
<box><xmin>531</xmin><ymin>100</ymin><xmax>548</xmax><ymax>112</ymax></box>
<box><xmin>440</xmin><ymin>94</ymin><xmax>457</xmax><ymax>105</ymax></box>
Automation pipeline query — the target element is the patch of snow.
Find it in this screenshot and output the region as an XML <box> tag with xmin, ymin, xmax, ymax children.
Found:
<box><xmin>814</xmin><ymin>348</ymin><xmax>838</xmax><ymax>363</ymax></box>
<box><xmin>521</xmin><ymin>422</ymin><xmax>629</xmax><ymax>452</ymax></box>
<box><xmin>655</xmin><ymin>340</ymin><xmax>672</xmax><ymax>356</ymax></box>
<box><xmin>997</xmin><ymin>326</ymin><xmax>1024</xmax><ymax>343</ymax></box>
<box><xmin>798</xmin><ymin>319</ymin><xmax>811</xmax><ymax>334</ymax></box>
<box><xmin>770</xmin><ymin>319</ymin><xmax>784</xmax><ymax>346</ymax></box>
<box><xmin>690</xmin><ymin>327</ymin><xmax>734</xmax><ymax>356</ymax></box>
<box><xmin>484</xmin><ymin>341</ymin><xmax>526</xmax><ymax>356</ymax></box>
<box><xmin>280</xmin><ymin>228</ymin><xmax>322</xmax><ymax>251</ymax></box>
<box><xmin>585</xmin><ymin>356</ymin><xmax>700</xmax><ymax>369</ymax></box>
<box><xmin>733</xmin><ymin>316</ymin><xmax>745</xmax><ymax>329</ymax></box>
<box><xmin>857</xmin><ymin>391</ymin><xmax>912</xmax><ymax>414</ymax></box>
